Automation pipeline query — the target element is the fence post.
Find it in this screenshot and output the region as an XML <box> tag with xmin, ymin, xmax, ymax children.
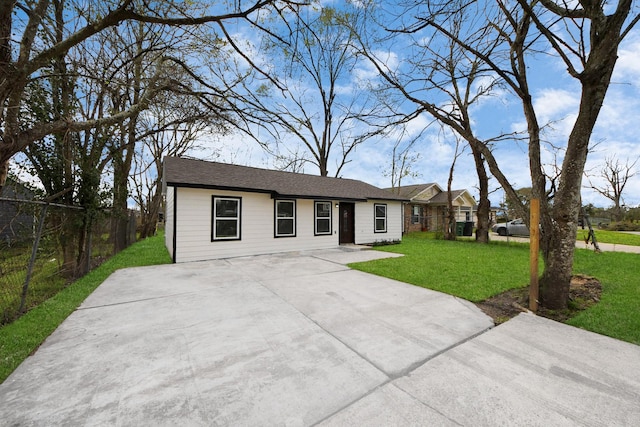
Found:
<box><xmin>19</xmin><ymin>204</ymin><xmax>48</xmax><ymax>314</ymax></box>
<box><xmin>529</xmin><ymin>199</ymin><xmax>540</xmax><ymax>313</ymax></box>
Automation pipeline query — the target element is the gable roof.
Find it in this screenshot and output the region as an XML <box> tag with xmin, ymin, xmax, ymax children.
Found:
<box><xmin>163</xmin><ymin>157</ymin><xmax>407</xmax><ymax>202</ymax></box>
<box><xmin>383</xmin><ymin>183</ymin><xmax>440</xmax><ymax>199</ymax></box>
<box><xmin>427</xmin><ymin>189</ymin><xmax>473</xmax><ymax>205</ymax></box>
<box><xmin>385</xmin><ymin>184</ymin><xmax>477</xmax><ymax>206</ymax></box>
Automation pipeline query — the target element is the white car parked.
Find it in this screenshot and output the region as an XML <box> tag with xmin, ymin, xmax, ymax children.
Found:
<box><xmin>492</xmin><ymin>219</ymin><xmax>530</xmax><ymax>236</ymax></box>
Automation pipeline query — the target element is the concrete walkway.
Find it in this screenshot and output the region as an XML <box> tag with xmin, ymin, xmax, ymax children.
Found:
<box><xmin>1</xmin><ymin>248</ymin><xmax>639</xmax><ymax>425</ymax></box>
<box><xmin>583</xmin><ymin>241</ymin><xmax>640</xmax><ymax>253</ymax></box>
<box><xmin>492</xmin><ymin>233</ymin><xmax>640</xmax><ymax>253</ymax></box>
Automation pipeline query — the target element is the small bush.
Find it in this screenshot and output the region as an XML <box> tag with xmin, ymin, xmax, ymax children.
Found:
<box><xmin>371</xmin><ymin>239</ymin><xmax>401</xmax><ymax>246</ymax></box>
<box><xmin>601</xmin><ymin>221</ymin><xmax>640</xmax><ymax>231</ymax></box>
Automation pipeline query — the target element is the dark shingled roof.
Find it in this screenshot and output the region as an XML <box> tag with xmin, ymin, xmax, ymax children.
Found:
<box><xmin>384</xmin><ymin>184</ymin><xmax>476</xmax><ymax>206</ymax></box>
<box><xmin>163</xmin><ymin>157</ymin><xmax>407</xmax><ymax>202</ymax></box>
<box><xmin>383</xmin><ymin>183</ymin><xmax>438</xmax><ymax>199</ymax></box>
<box><xmin>427</xmin><ymin>189</ymin><xmax>468</xmax><ymax>204</ymax></box>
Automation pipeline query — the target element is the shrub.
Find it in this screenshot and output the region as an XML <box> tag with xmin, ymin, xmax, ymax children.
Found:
<box><xmin>602</xmin><ymin>221</ymin><xmax>640</xmax><ymax>231</ymax></box>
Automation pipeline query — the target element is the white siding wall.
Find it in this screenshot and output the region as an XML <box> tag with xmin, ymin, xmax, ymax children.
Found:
<box><xmin>354</xmin><ymin>201</ymin><xmax>403</xmax><ymax>244</ymax></box>
<box><xmin>164</xmin><ymin>186</ymin><xmax>175</xmax><ymax>260</ymax></box>
<box><xmin>174</xmin><ymin>188</ymin><xmax>340</xmax><ymax>262</ymax></box>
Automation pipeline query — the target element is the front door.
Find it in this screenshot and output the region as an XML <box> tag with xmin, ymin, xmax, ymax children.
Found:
<box><xmin>339</xmin><ymin>202</ymin><xmax>355</xmax><ymax>244</ymax></box>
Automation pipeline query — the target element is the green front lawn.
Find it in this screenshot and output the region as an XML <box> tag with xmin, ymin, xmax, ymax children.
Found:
<box><xmin>354</xmin><ymin>234</ymin><xmax>534</xmax><ymax>302</ymax></box>
<box><xmin>568</xmin><ymin>249</ymin><xmax>640</xmax><ymax>344</ymax></box>
<box><xmin>350</xmin><ymin>233</ymin><xmax>640</xmax><ymax>345</ymax></box>
<box><xmin>578</xmin><ymin>229</ymin><xmax>640</xmax><ymax>246</ymax></box>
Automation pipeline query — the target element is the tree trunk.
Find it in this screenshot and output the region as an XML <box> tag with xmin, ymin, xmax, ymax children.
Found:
<box><xmin>111</xmin><ymin>123</ymin><xmax>138</xmax><ymax>251</ymax></box>
<box><xmin>75</xmin><ymin>215</ymin><xmax>90</xmax><ymax>277</ymax></box>
<box><xmin>471</xmin><ymin>145</ymin><xmax>490</xmax><ymax>243</ymax></box>
<box><xmin>111</xmin><ymin>156</ymin><xmax>132</xmax><ymax>252</ymax></box>
<box><xmin>539</xmin><ymin>34</ymin><xmax>619</xmax><ymax>308</ymax></box>
<box><xmin>112</xmin><ymin>29</ymin><xmax>143</xmax><ymax>250</ymax></box>
<box><xmin>318</xmin><ymin>152</ymin><xmax>329</xmax><ymax>177</ymax></box>
<box><xmin>139</xmin><ymin>183</ymin><xmax>162</xmax><ymax>239</ymax></box>
<box><xmin>55</xmin><ymin>211</ymin><xmax>78</xmax><ymax>277</ymax></box>
<box><xmin>445</xmin><ymin>155</ymin><xmax>457</xmax><ymax>241</ymax></box>
<box><xmin>538</xmin><ymin>117</ymin><xmax>589</xmax><ymax>309</ymax></box>
<box><xmin>0</xmin><ymin>161</ymin><xmax>8</xmax><ymax>195</ymax></box>
<box><xmin>0</xmin><ymin>1</ymin><xmax>14</xmax><ymax>193</ymax></box>
<box><xmin>539</xmin><ymin>218</ymin><xmax>576</xmax><ymax>308</ymax></box>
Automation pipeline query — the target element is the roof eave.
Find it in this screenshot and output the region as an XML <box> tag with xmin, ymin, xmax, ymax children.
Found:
<box><xmin>274</xmin><ymin>193</ymin><xmax>368</xmax><ymax>202</ymax></box>
<box><xmin>164</xmin><ymin>182</ymin><xmax>407</xmax><ymax>202</ymax></box>
<box><xmin>369</xmin><ymin>197</ymin><xmax>411</xmax><ymax>202</ymax></box>
<box><xmin>165</xmin><ymin>181</ymin><xmax>274</xmax><ymax>196</ymax></box>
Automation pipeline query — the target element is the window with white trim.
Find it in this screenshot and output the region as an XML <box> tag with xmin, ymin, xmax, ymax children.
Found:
<box><xmin>212</xmin><ymin>196</ymin><xmax>241</xmax><ymax>241</ymax></box>
<box><xmin>315</xmin><ymin>201</ymin><xmax>332</xmax><ymax>235</ymax></box>
<box><xmin>275</xmin><ymin>200</ymin><xmax>296</xmax><ymax>237</ymax></box>
<box><xmin>374</xmin><ymin>203</ymin><xmax>387</xmax><ymax>233</ymax></box>
<box><xmin>411</xmin><ymin>205</ymin><xmax>421</xmax><ymax>224</ymax></box>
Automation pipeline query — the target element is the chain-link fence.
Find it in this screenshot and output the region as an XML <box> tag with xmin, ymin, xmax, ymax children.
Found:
<box><xmin>0</xmin><ymin>198</ymin><xmax>136</xmax><ymax>325</ymax></box>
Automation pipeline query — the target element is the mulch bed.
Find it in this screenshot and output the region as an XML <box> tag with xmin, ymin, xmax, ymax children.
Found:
<box><xmin>475</xmin><ymin>274</ymin><xmax>602</xmax><ymax>324</ymax></box>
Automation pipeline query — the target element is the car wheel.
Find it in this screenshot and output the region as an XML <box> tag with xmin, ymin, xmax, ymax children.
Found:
<box><xmin>497</xmin><ymin>228</ymin><xmax>507</xmax><ymax>236</ymax></box>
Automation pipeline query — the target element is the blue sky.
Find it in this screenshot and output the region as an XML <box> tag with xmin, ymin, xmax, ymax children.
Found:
<box><xmin>195</xmin><ymin>0</ymin><xmax>640</xmax><ymax>210</ymax></box>
<box><xmin>10</xmin><ymin>1</ymin><xmax>637</xmax><ymax>210</ymax></box>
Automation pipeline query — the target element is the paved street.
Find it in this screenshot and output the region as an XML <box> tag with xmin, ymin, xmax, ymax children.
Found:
<box><xmin>491</xmin><ymin>232</ymin><xmax>640</xmax><ymax>253</ymax></box>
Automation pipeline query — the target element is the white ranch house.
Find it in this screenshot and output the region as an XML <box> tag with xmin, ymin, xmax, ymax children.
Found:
<box><xmin>163</xmin><ymin>157</ymin><xmax>407</xmax><ymax>263</ymax></box>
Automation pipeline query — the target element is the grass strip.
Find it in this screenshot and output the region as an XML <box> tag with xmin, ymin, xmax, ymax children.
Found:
<box><xmin>569</xmin><ymin>250</ymin><xmax>640</xmax><ymax>345</ymax></box>
<box><xmin>0</xmin><ymin>233</ymin><xmax>171</xmax><ymax>383</ymax></box>
<box><xmin>351</xmin><ymin>233</ymin><xmax>640</xmax><ymax>345</ymax></box>
<box><xmin>577</xmin><ymin>229</ymin><xmax>640</xmax><ymax>246</ymax></box>
<box><xmin>351</xmin><ymin>234</ymin><xmax>534</xmax><ymax>302</ymax></box>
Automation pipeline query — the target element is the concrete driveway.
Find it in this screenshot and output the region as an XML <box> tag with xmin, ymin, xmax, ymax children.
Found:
<box><xmin>1</xmin><ymin>248</ymin><xmax>639</xmax><ymax>426</ymax></box>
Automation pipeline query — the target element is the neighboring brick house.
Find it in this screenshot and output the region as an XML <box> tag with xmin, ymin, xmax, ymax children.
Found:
<box><xmin>385</xmin><ymin>184</ymin><xmax>478</xmax><ymax>233</ymax></box>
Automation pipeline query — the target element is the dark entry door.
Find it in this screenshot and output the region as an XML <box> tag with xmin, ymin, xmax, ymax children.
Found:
<box><xmin>339</xmin><ymin>202</ymin><xmax>355</xmax><ymax>244</ymax></box>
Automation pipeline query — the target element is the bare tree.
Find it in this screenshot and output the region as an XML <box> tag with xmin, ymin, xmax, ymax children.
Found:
<box><xmin>131</xmin><ymin>93</ymin><xmax>224</xmax><ymax>239</ymax></box>
<box><xmin>351</xmin><ymin>3</ymin><xmax>521</xmax><ymax>243</ymax></box>
<box><xmin>103</xmin><ymin>19</ymin><xmax>169</xmax><ymax>252</ymax></box>
<box><xmin>385</xmin><ymin>142</ymin><xmax>422</xmax><ymax>191</ymax></box>
<box><xmin>18</xmin><ymin>2</ymin><xmax>231</xmax><ymax>273</ymax></box>
<box><xmin>212</xmin><ymin>5</ymin><xmax>386</xmax><ymax>177</ymax></box>
<box><xmin>0</xmin><ymin>0</ymin><xmax>302</xmax><ymax>191</ymax></box>
<box><xmin>510</xmin><ymin>0</ymin><xmax>637</xmax><ymax>308</ymax></box>
<box><xmin>364</xmin><ymin>0</ymin><xmax>639</xmax><ymax>308</ymax></box>
<box><xmin>445</xmin><ymin>136</ymin><xmax>464</xmax><ymax>241</ymax></box>
<box><xmin>20</xmin><ymin>0</ymin><xmax>111</xmax><ymax>276</ymax></box>
<box><xmin>588</xmin><ymin>155</ymin><xmax>639</xmax><ymax>221</ymax></box>
<box><xmin>382</xmin><ymin>124</ymin><xmax>426</xmax><ymax>191</ymax></box>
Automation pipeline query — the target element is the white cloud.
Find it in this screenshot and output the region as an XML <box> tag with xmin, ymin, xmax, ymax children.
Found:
<box><xmin>613</xmin><ymin>33</ymin><xmax>640</xmax><ymax>80</ymax></box>
<box><xmin>353</xmin><ymin>49</ymin><xmax>399</xmax><ymax>82</ymax></box>
<box><xmin>533</xmin><ymin>88</ymin><xmax>579</xmax><ymax>121</ymax></box>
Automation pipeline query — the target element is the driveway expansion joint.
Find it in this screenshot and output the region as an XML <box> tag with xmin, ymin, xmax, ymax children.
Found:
<box><xmin>77</xmin><ymin>291</ymin><xmax>197</xmax><ymax>310</ymax></box>
<box><xmin>257</xmin><ymin>277</ymin><xmax>390</xmax><ymax>377</ymax></box>
<box><xmin>388</xmin><ymin>324</ymin><xmax>494</xmax><ymax>380</ymax></box>
<box><xmin>310</xmin><ymin>379</ymin><xmax>393</xmax><ymax>426</ymax></box>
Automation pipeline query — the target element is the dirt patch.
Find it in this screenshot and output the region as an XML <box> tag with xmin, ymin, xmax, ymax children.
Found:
<box><xmin>475</xmin><ymin>274</ymin><xmax>602</xmax><ymax>325</ymax></box>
